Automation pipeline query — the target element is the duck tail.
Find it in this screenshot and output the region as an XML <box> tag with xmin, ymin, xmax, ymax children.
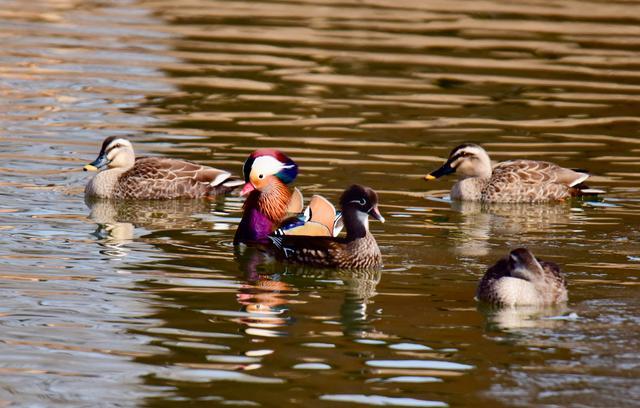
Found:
<box><xmin>571</xmin><ymin>182</ymin><xmax>605</xmax><ymax>197</ymax></box>
<box><xmin>209</xmin><ymin>173</ymin><xmax>244</xmax><ymax>195</ymax></box>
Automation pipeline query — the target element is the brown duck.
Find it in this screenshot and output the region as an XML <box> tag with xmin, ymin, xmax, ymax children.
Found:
<box><xmin>268</xmin><ymin>185</ymin><xmax>384</xmax><ymax>270</ymax></box>
<box><xmin>425</xmin><ymin>143</ymin><xmax>603</xmax><ymax>203</ymax></box>
<box><xmin>476</xmin><ymin>248</ymin><xmax>568</xmax><ymax>306</ymax></box>
<box><xmin>83</xmin><ymin>136</ymin><xmax>242</xmax><ymax>199</ymax></box>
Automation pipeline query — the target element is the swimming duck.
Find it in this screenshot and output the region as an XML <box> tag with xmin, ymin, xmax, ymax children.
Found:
<box><xmin>84</xmin><ymin>136</ymin><xmax>242</xmax><ymax>199</ymax></box>
<box><xmin>425</xmin><ymin>143</ymin><xmax>603</xmax><ymax>203</ymax></box>
<box><xmin>268</xmin><ymin>185</ymin><xmax>384</xmax><ymax>270</ymax></box>
<box><xmin>234</xmin><ymin>149</ymin><xmax>303</xmax><ymax>244</ymax></box>
<box><xmin>476</xmin><ymin>248</ymin><xmax>568</xmax><ymax>306</ymax></box>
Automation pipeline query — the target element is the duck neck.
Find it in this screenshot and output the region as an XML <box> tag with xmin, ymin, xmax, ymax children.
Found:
<box><xmin>86</xmin><ymin>168</ymin><xmax>127</xmax><ymax>197</ymax></box>
<box><xmin>343</xmin><ymin>207</ymin><xmax>369</xmax><ymax>240</ymax></box>
<box><xmin>473</xmin><ymin>152</ymin><xmax>493</xmax><ymax>179</ymax></box>
<box><xmin>256</xmin><ymin>178</ymin><xmax>292</xmax><ymax>223</ymax></box>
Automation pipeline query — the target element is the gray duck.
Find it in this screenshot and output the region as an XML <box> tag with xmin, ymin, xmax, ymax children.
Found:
<box><xmin>84</xmin><ymin>136</ymin><xmax>242</xmax><ymax>199</ymax></box>
<box><xmin>476</xmin><ymin>248</ymin><xmax>568</xmax><ymax>306</ymax></box>
<box><xmin>268</xmin><ymin>185</ymin><xmax>384</xmax><ymax>270</ymax></box>
<box><xmin>425</xmin><ymin>143</ymin><xmax>603</xmax><ymax>203</ymax></box>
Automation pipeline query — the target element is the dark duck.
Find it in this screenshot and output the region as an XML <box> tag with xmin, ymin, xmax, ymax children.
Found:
<box><xmin>268</xmin><ymin>185</ymin><xmax>385</xmax><ymax>270</ymax></box>
<box><xmin>476</xmin><ymin>248</ymin><xmax>568</xmax><ymax>306</ymax></box>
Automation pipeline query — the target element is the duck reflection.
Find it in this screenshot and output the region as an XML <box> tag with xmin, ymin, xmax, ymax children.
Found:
<box><xmin>479</xmin><ymin>303</ymin><xmax>570</xmax><ymax>331</ymax></box>
<box><xmin>234</xmin><ymin>247</ymin><xmax>296</xmax><ymax>336</ymax></box>
<box><xmin>234</xmin><ymin>246</ymin><xmax>382</xmax><ymax>338</ymax></box>
<box><xmin>86</xmin><ymin>196</ymin><xmax>227</xmax><ymax>256</ymax></box>
<box><xmin>337</xmin><ymin>268</ymin><xmax>382</xmax><ymax>337</ymax></box>
<box><xmin>450</xmin><ymin>200</ymin><xmax>576</xmax><ymax>257</ymax></box>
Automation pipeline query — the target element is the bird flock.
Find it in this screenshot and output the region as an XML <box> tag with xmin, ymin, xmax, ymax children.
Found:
<box><xmin>84</xmin><ymin>137</ymin><xmax>599</xmax><ymax>308</ymax></box>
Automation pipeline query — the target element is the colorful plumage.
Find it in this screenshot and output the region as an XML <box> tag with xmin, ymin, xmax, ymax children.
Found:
<box><xmin>269</xmin><ymin>185</ymin><xmax>385</xmax><ymax>270</ymax></box>
<box><xmin>476</xmin><ymin>248</ymin><xmax>568</xmax><ymax>306</ymax></box>
<box><xmin>275</xmin><ymin>194</ymin><xmax>343</xmax><ymax>237</ymax></box>
<box><xmin>234</xmin><ymin>149</ymin><xmax>303</xmax><ymax>244</ymax></box>
<box><xmin>83</xmin><ymin>136</ymin><xmax>242</xmax><ymax>200</ymax></box>
<box><xmin>425</xmin><ymin>143</ymin><xmax>604</xmax><ymax>203</ymax></box>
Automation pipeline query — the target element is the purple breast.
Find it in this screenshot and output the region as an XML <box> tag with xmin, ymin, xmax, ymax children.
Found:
<box><xmin>234</xmin><ymin>206</ymin><xmax>275</xmax><ymax>244</ymax></box>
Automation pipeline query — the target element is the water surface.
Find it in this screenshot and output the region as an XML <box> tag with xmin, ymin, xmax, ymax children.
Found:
<box><xmin>1</xmin><ymin>0</ymin><xmax>640</xmax><ymax>406</ymax></box>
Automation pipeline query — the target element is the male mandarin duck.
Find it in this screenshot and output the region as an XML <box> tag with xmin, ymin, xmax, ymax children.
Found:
<box><xmin>234</xmin><ymin>149</ymin><xmax>346</xmax><ymax>245</ymax></box>
<box><xmin>268</xmin><ymin>185</ymin><xmax>384</xmax><ymax>270</ymax></box>
<box><xmin>476</xmin><ymin>248</ymin><xmax>568</xmax><ymax>306</ymax></box>
<box><xmin>425</xmin><ymin>143</ymin><xmax>604</xmax><ymax>203</ymax></box>
<box><xmin>83</xmin><ymin>136</ymin><xmax>242</xmax><ymax>199</ymax></box>
<box><xmin>233</xmin><ymin>149</ymin><xmax>304</xmax><ymax>244</ymax></box>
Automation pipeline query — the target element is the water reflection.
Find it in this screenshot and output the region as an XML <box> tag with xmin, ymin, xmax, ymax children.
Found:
<box><xmin>234</xmin><ymin>246</ymin><xmax>382</xmax><ymax>338</ymax></box>
<box><xmin>2</xmin><ymin>0</ymin><xmax>640</xmax><ymax>405</ymax></box>
<box><xmin>86</xmin><ymin>197</ymin><xmax>228</xmax><ymax>255</ymax></box>
<box><xmin>447</xmin><ymin>200</ymin><xmax>580</xmax><ymax>257</ymax></box>
<box><xmin>479</xmin><ymin>303</ymin><xmax>571</xmax><ymax>331</ymax></box>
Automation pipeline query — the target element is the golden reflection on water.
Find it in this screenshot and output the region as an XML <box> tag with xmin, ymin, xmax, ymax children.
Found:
<box><xmin>0</xmin><ymin>0</ymin><xmax>640</xmax><ymax>406</ymax></box>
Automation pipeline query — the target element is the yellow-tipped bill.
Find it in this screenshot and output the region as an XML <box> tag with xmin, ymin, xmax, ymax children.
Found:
<box><xmin>83</xmin><ymin>164</ymin><xmax>99</xmax><ymax>172</ymax></box>
<box><xmin>424</xmin><ymin>174</ymin><xmax>436</xmax><ymax>181</ymax></box>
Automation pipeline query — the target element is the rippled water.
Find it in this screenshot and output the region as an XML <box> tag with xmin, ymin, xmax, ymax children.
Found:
<box><xmin>1</xmin><ymin>0</ymin><xmax>640</xmax><ymax>406</ymax></box>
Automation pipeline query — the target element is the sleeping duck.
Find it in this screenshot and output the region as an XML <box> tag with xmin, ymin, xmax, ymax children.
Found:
<box><xmin>476</xmin><ymin>248</ymin><xmax>568</xmax><ymax>306</ymax></box>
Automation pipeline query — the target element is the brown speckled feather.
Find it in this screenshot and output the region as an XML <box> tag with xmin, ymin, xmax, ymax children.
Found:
<box><xmin>269</xmin><ymin>233</ymin><xmax>382</xmax><ymax>270</ymax></box>
<box><xmin>111</xmin><ymin>157</ymin><xmax>236</xmax><ymax>199</ymax></box>
<box><xmin>428</xmin><ymin>144</ymin><xmax>601</xmax><ymax>203</ymax></box>
<box><xmin>482</xmin><ymin>160</ymin><xmax>582</xmax><ymax>203</ymax></box>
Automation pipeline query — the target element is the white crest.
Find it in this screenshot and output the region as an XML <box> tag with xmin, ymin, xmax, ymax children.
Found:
<box><xmin>252</xmin><ymin>155</ymin><xmax>292</xmax><ymax>176</ymax></box>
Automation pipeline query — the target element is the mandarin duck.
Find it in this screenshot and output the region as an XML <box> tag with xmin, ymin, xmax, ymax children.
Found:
<box><xmin>425</xmin><ymin>143</ymin><xmax>604</xmax><ymax>203</ymax></box>
<box><xmin>268</xmin><ymin>185</ymin><xmax>384</xmax><ymax>270</ymax></box>
<box><xmin>234</xmin><ymin>149</ymin><xmax>303</xmax><ymax>244</ymax></box>
<box><xmin>476</xmin><ymin>248</ymin><xmax>568</xmax><ymax>306</ymax></box>
<box><xmin>83</xmin><ymin>136</ymin><xmax>242</xmax><ymax>199</ymax></box>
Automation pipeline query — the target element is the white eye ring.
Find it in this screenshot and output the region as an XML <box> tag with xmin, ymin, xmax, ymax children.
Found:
<box><xmin>258</xmin><ymin>174</ymin><xmax>264</xmax><ymax>179</ymax></box>
<box><xmin>349</xmin><ymin>198</ymin><xmax>367</xmax><ymax>206</ymax></box>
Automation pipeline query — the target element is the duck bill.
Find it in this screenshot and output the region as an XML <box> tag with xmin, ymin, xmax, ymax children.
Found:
<box><xmin>240</xmin><ymin>182</ymin><xmax>256</xmax><ymax>196</ymax></box>
<box><xmin>425</xmin><ymin>160</ymin><xmax>455</xmax><ymax>180</ymax></box>
<box><xmin>83</xmin><ymin>153</ymin><xmax>110</xmax><ymax>172</ymax></box>
<box><xmin>369</xmin><ymin>206</ymin><xmax>385</xmax><ymax>223</ymax></box>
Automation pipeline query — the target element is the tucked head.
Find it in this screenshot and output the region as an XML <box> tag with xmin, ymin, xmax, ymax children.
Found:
<box><xmin>425</xmin><ymin>143</ymin><xmax>492</xmax><ymax>181</ymax></box>
<box><xmin>507</xmin><ymin>248</ymin><xmax>544</xmax><ymax>281</ymax></box>
<box><xmin>240</xmin><ymin>149</ymin><xmax>298</xmax><ymax>195</ymax></box>
<box><xmin>339</xmin><ymin>184</ymin><xmax>385</xmax><ymax>223</ymax></box>
<box><xmin>84</xmin><ymin>136</ymin><xmax>135</xmax><ymax>172</ymax></box>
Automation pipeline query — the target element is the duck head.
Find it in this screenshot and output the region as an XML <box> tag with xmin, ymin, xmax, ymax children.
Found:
<box><xmin>425</xmin><ymin>143</ymin><xmax>492</xmax><ymax>181</ymax></box>
<box><xmin>84</xmin><ymin>136</ymin><xmax>135</xmax><ymax>172</ymax></box>
<box><xmin>340</xmin><ymin>185</ymin><xmax>385</xmax><ymax>235</ymax></box>
<box><xmin>240</xmin><ymin>149</ymin><xmax>298</xmax><ymax>196</ymax></box>
<box><xmin>507</xmin><ymin>248</ymin><xmax>545</xmax><ymax>281</ymax></box>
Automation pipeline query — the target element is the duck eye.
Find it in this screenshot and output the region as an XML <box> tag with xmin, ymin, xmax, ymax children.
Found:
<box><xmin>349</xmin><ymin>198</ymin><xmax>367</xmax><ymax>206</ymax></box>
<box><xmin>114</xmin><ymin>144</ymin><xmax>121</xmax><ymax>149</ymax></box>
<box><xmin>258</xmin><ymin>174</ymin><xmax>264</xmax><ymax>179</ymax></box>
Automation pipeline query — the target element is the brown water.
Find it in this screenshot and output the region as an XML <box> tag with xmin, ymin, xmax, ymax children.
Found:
<box><xmin>1</xmin><ymin>0</ymin><xmax>640</xmax><ymax>406</ymax></box>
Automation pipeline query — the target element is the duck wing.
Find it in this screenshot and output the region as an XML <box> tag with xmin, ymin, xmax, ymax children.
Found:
<box><xmin>493</xmin><ymin>160</ymin><xmax>588</xmax><ymax>186</ymax></box>
<box><xmin>117</xmin><ymin>157</ymin><xmax>239</xmax><ymax>199</ymax></box>
<box><xmin>286</xmin><ymin>187</ymin><xmax>304</xmax><ymax>214</ymax></box>
<box><xmin>486</xmin><ymin>160</ymin><xmax>590</xmax><ymax>202</ymax></box>
<box><xmin>275</xmin><ymin>194</ymin><xmax>341</xmax><ymax>237</ymax></box>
